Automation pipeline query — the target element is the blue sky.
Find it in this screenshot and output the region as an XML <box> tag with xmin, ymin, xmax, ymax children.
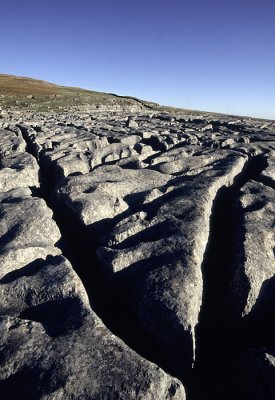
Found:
<box><xmin>1</xmin><ymin>0</ymin><xmax>275</xmax><ymax>119</ymax></box>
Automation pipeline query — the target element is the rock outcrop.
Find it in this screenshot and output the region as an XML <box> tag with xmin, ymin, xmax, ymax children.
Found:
<box><xmin>0</xmin><ymin>107</ymin><xmax>274</xmax><ymax>399</ymax></box>
<box><xmin>0</xmin><ymin>127</ymin><xmax>185</xmax><ymax>400</ymax></box>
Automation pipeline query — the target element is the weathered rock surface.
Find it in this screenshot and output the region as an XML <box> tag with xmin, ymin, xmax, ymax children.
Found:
<box><xmin>259</xmin><ymin>156</ymin><xmax>275</xmax><ymax>188</ymax></box>
<box><xmin>231</xmin><ymin>180</ymin><xmax>275</xmax><ymax>317</ymax></box>
<box><xmin>0</xmin><ymin>188</ymin><xmax>61</xmax><ymax>278</ymax></box>
<box><xmin>0</xmin><ymin>314</ymin><xmax>185</xmax><ymax>400</ymax></box>
<box><xmin>96</xmin><ymin>151</ymin><xmax>247</xmax><ymax>376</ymax></box>
<box><xmin>0</xmin><ymin>128</ymin><xmax>39</xmax><ymax>191</ymax></box>
<box><xmin>0</xmin><ymin>106</ymin><xmax>274</xmax><ymax>399</ymax></box>
<box><xmin>56</xmin><ymin>165</ymin><xmax>171</xmax><ymax>226</ymax></box>
<box><xmin>0</xmin><ymin>182</ymin><xmax>185</xmax><ymax>400</ymax></box>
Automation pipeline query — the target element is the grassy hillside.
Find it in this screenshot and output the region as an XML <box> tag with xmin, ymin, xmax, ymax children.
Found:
<box><xmin>0</xmin><ymin>74</ymin><xmax>159</xmax><ymax>112</ymax></box>
<box><xmin>1</xmin><ymin>74</ymin><xmax>265</xmax><ymax>120</ymax></box>
<box><xmin>0</xmin><ymin>74</ymin><xmax>58</xmax><ymax>96</ymax></box>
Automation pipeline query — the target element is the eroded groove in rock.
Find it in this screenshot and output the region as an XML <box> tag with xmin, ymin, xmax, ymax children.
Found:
<box><xmin>226</xmin><ymin>178</ymin><xmax>275</xmax><ymax>373</ymax></box>
<box><xmin>191</xmin><ymin>155</ymin><xmax>271</xmax><ymax>400</ymax></box>
<box><xmin>256</xmin><ymin>156</ymin><xmax>275</xmax><ymax>189</ymax></box>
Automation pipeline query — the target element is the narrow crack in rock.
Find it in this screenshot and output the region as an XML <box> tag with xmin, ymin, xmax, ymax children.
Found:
<box><xmin>17</xmin><ymin>125</ymin><xmax>120</xmax><ymax>325</ymax></box>
<box><xmin>191</xmin><ymin>155</ymin><xmax>269</xmax><ymax>400</ymax></box>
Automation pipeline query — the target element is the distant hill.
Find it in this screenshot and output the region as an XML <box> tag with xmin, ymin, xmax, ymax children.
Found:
<box><xmin>0</xmin><ymin>73</ymin><xmax>160</xmax><ymax>112</ymax></box>
<box><xmin>0</xmin><ymin>74</ymin><xmax>58</xmax><ymax>95</ymax></box>
<box><xmin>0</xmin><ymin>74</ymin><xmax>267</xmax><ymax>120</ymax></box>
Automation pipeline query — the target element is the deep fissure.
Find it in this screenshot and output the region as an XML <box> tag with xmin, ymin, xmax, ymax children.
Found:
<box><xmin>188</xmin><ymin>154</ymin><xmax>268</xmax><ymax>400</ymax></box>
<box><xmin>19</xmin><ymin>125</ymin><xmax>115</xmax><ymax>319</ymax></box>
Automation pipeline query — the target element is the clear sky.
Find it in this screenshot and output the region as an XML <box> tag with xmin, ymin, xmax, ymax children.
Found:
<box><xmin>1</xmin><ymin>0</ymin><xmax>275</xmax><ymax>119</ymax></box>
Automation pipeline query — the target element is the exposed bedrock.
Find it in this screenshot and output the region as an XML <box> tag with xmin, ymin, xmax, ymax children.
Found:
<box><xmin>258</xmin><ymin>156</ymin><xmax>275</xmax><ymax>189</ymax></box>
<box><xmin>231</xmin><ymin>180</ymin><xmax>275</xmax><ymax>317</ymax></box>
<box><xmin>189</xmin><ymin>154</ymin><xmax>272</xmax><ymax>399</ymax></box>
<box><xmin>1</xmin><ymin>110</ymin><xmax>275</xmax><ymax>399</ymax></box>
<box><xmin>0</xmin><ymin>128</ymin><xmax>39</xmax><ymax>192</ymax></box>
<box><xmin>220</xmin><ymin>173</ymin><xmax>275</xmax><ymax>379</ymax></box>
<box><xmin>0</xmin><ymin>131</ymin><xmax>186</xmax><ymax>399</ymax></box>
<box><xmin>45</xmin><ymin>149</ymin><xmax>247</xmax><ymax>379</ymax></box>
<box><xmin>97</xmin><ymin>152</ymin><xmax>247</xmax><ymax>378</ymax></box>
<box><xmin>0</xmin><ymin>193</ymin><xmax>185</xmax><ymax>399</ymax></box>
<box><xmin>0</xmin><ymin>188</ymin><xmax>61</xmax><ymax>278</ymax></box>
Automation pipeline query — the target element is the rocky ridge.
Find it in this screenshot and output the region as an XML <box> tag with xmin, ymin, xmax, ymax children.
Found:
<box><xmin>0</xmin><ymin>103</ymin><xmax>274</xmax><ymax>399</ymax></box>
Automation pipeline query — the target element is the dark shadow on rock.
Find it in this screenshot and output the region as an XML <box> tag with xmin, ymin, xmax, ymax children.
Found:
<box><xmin>189</xmin><ymin>154</ymin><xmax>268</xmax><ymax>400</ymax></box>
<box><xmin>0</xmin><ymin>223</ymin><xmax>21</xmax><ymax>248</ymax></box>
<box><xmin>256</xmin><ymin>175</ymin><xmax>275</xmax><ymax>190</ymax></box>
<box><xmin>0</xmin><ymin>256</ymin><xmax>62</xmax><ymax>284</ymax></box>
<box><xmin>218</xmin><ymin>348</ymin><xmax>275</xmax><ymax>400</ymax></box>
<box><xmin>0</xmin><ymin>367</ymin><xmax>43</xmax><ymax>400</ymax></box>
<box><xmin>242</xmin><ymin>274</ymin><xmax>275</xmax><ymax>349</ymax></box>
<box><xmin>19</xmin><ymin>297</ymin><xmax>87</xmax><ymax>338</ymax></box>
<box><xmin>111</xmin><ymin>220</ymin><xmax>178</xmax><ymax>250</ymax></box>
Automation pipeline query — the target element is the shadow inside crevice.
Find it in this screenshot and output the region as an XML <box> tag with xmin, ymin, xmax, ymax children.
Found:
<box><xmin>188</xmin><ymin>154</ymin><xmax>269</xmax><ymax>400</ymax></box>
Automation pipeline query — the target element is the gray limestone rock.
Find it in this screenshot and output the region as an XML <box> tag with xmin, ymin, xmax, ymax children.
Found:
<box><xmin>0</xmin><ymin>128</ymin><xmax>26</xmax><ymax>155</ymax></box>
<box><xmin>259</xmin><ymin>157</ymin><xmax>275</xmax><ymax>187</ymax></box>
<box><xmin>0</xmin><ymin>255</ymin><xmax>88</xmax><ymax>317</ymax></box>
<box><xmin>0</xmin><ymin>188</ymin><xmax>185</xmax><ymax>400</ymax></box>
<box><xmin>151</xmin><ymin>149</ymin><xmax>239</xmax><ymax>176</ymax></box>
<box><xmin>0</xmin><ymin>189</ymin><xmax>61</xmax><ymax>278</ymax></box>
<box><xmin>0</xmin><ymin>129</ymin><xmax>39</xmax><ymax>191</ymax></box>
<box><xmin>1</xmin><ymin>105</ymin><xmax>275</xmax><ymax>399</ymax></box>
<box><xmin>0</xmin><ymin>314</ymin><xmax>185</xmax><ymax>400</ymax></box>
<box><xmin>0</xmin><ymin>152</ymin><xmax>39</xmax><ymax>192</ymax></box>
<box><xmin>56</xmin><ymin>165</ymin><xmax>171</xmax><ymax>227</ymax></box>
<box><xmin>231</xmin><ymin>180</ymin><xmax>275</xmax><ymax>317</ymax></box>
<box><xmin>127</xmin><ymin>117</ymin><xmax>139</xmax><ymax>129</ymax></box>
<box><xmin>97</xmin><ymin>152</ymin><xmax>247</xmax><ymax>375</ymax></box>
